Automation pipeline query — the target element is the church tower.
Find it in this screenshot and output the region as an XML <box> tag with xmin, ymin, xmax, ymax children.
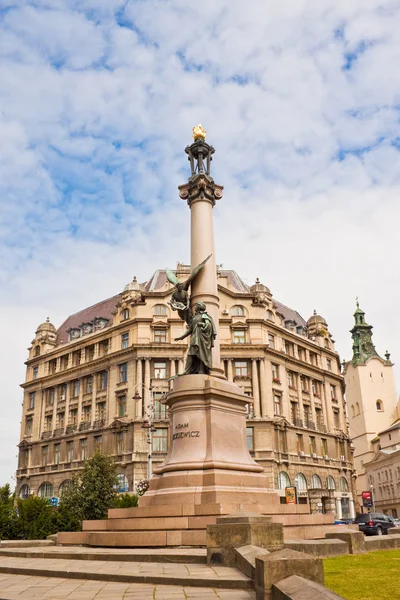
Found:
<box><xmin>344</xmin><ymin>301</ymin><xmax>398</xmax><ymax>508</ymax></box>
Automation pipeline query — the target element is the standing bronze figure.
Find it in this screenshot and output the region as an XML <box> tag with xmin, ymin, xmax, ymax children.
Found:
<box><xmin>174</xmin><ymin>302</ymin><xmax>216</xmax><ymax>374</ymax></box>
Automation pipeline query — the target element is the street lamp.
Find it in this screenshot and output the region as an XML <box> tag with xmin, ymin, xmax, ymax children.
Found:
<box><xmin>133</xmin><ymin>384</ymin><xmax>166</xmax><ymax>480</ymax></box>
<box><xmin>370</xmin><ymin>484</ymin><xmax>375</xmax><ymax>512</ymax></box>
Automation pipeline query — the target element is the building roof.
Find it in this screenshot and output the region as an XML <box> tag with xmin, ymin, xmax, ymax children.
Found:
<box><xmin>55</xmin><ymin>269</ymin><xmax>308</xmax><ymax>345</ymax></box>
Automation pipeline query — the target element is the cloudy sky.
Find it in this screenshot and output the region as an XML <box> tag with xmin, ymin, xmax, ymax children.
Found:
<box><xmin>1</xmin><ymin>0</ymin><xmax>400</xmax><ymax>486</ymax></box>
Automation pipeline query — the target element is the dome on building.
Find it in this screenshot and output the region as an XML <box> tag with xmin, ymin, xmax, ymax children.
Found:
<box><xmin>307</xmin><ymin>310</ymin><xmax>327</xmax><ymax>327</ymax></box>
<box><xmin>250</xmin><ymin>277</ymin><xmax>271</xmax><ymax>295</ymax></box>
<box><xmin>123</xmin><ymin>276</ymin><xmax>141</xmax><ymax>293</ymax></box>
<box><xmin>35</xmin><ymin>317</ymin><xmax>56</xmax><ymax>335</ymax></box>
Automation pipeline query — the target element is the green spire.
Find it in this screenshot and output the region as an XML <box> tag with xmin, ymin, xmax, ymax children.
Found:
<box><xmin>350</xmin><ymin>299</ymin><xmax>380</xmax><ymax>365</ymax></box>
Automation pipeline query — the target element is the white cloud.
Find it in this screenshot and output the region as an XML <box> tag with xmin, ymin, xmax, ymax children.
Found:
<box><xmin>1</xmin><ymin>0</ymin><xmax>400</xmax><ymax>485</ymax></box>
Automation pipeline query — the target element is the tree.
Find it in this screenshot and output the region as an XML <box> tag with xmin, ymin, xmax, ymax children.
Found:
<box><xmin>0</xmin><ymin>484</ymin><xmax>17</xmax><ymax>540</ymax></box>
<box><xmin>14</xmin><ymin>496</ymin><xmax>58</xmax><ymax>540</ymax></box>
<box><xmin>61</xmin><ymin>452</ymin><xmax>118</xmax><ymax>521</ymax></box>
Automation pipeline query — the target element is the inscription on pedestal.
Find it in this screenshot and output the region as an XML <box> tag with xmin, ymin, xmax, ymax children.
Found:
<box><xmin>173</xmin><ymin>422</ymin><xmax>200</xmax><ymax>440</ymax></box>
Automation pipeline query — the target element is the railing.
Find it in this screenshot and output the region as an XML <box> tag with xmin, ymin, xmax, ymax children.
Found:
<box><xmin>293</xmin><ymin>418</ymin><xmax>303</xmax><ymax>427</ymax></box>
<box><xmin>41</xmin><ymin>431</ymin><xmax>52</xmax><ymax>440</ymax></box>
<box><xmin>93</xmin><ymin>419</ymin><xmax>105</xmax><ymax>429</ymax></box>
<box><xmin>305</xmin><ymin>420</ymin><xmax>316</xmax><ymax>430</ymax></box>
<box><xmin>79</xmin><ymin>421</ymin><xmax>91</xmax><ymax>431</ymax></box>
<box><xmin>53</xmin><ymin>428</ymin><xmax>64</xmax><ymax>438</ymax></box>
<box><xmin>317</xmin><ymin>422</ymin><xmax>327</xmax><ymax>433</ymax></box>
<box><xmin>66</xmin><ymin>424</ymin><xmax>76</xmax><ymax>434</ymax></box>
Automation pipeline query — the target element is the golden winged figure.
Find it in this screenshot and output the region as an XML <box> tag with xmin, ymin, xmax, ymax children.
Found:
<box><xmin>166</xmin><ymin>255</ymin><xmax>211</xmax><ymax>324</ymax></box>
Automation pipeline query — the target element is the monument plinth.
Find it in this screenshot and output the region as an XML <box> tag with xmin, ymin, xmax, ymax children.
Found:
<box><xmin>141</xmin><ymin>126</ymin><xmax>275</xmax><ymax>509</ymax></box>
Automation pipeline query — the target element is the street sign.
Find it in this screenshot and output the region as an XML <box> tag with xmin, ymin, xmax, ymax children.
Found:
<box><xmin>361</xmin><ymin>490</ymin><xmax>373</xmax><ymax>508</ymax></box>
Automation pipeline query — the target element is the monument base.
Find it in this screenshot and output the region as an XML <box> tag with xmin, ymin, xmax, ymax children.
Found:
<box><xmin>140</xmin><ymin>375</ymin><xmax>275</xmax><ymax>508</ymax></box>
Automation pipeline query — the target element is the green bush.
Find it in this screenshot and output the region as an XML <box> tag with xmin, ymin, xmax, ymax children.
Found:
<box><xmin>112</xmin><ymin>494</ymin><xmax>139</xmax><ymax>508</ymax></box>
<box><xmin>14</xmin><ymin>496</ymin><xmax>58</xmax><ymax>540</ymax></box>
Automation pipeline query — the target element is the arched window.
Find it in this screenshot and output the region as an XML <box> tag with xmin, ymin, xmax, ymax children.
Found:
<box><xmin>351</xmin><ymin>405</ymin><xmax>355</xmax><ymax>418</ymax></box>
<box><xmin>326</xmin><ymin>476</ymin><xmax>336</xmax><ymax>490</ymax></box>
<box><xmin>339</xmin><ymin>477</ymin><xmax>349</xmax><ymax>492</ymax></box>
<box><xmin>115</xmin><ymin>474</ymin><xmax>129</xmax><ymax>493</ymax></box>
<box><xmin>376</xmin><ymin>400</ymin><xmax>383</xmax><ymax>411</ymax></box>
<box><xmin>38</xmin><ymin>482</ymin><xmax>53</xmax><ymax>499</ymax></box>
<box><xmin>277</xmin><ymin>471</ymin><xmax>291</xmax><ymax>489</ymax></box>
<box><xmin>294</xmin><ymin>473</ymin><xmax>307</xmax><ymax>491</ymax></box>
<box><xmin>153</xmin><ymin>304</ymin><xmax>167</xmax><ymax>316</ymax></box>
<box><xmin>59</xmin><ymin>480</ymin><xmax>73</xmax><ymax>497</ymax></box>
<box><xmin>122</xmin><ymin>308</ymin><xmax>130</xmax><ymax>320</ymax></box>
<box><xmin>231</xmin><ymin>305</ymin><xmax>245</xmax><ymax>317</ymax></box>
<box><xmin>310</xmin><ymin>474</ymin><xmax>322</xmax><ymax>489</ymax></box>
<box><xmin>34</xmin><ymin>346</ymin><xmax>40</xmax><ymax>357</ymax></box>
<box><xmin>19</xmin><ymin>484</ymin><xmax>30</xmax><ymax>499</ymax></box>
<box><xmin>355</xmin><ymin>402</ymin><xmax>360</xmax><ymax>416</ymax></box>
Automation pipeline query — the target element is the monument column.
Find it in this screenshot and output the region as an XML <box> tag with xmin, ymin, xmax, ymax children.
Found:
<box><xmin>179</xmin><ymin>125</ymin><xmax>224</xmax><ymax>376</ymax></box>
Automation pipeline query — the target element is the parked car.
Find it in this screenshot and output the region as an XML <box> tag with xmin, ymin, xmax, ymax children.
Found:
<box><xmin>387</xmin><ymin>516</ymin><xmax>400</xmax><ymax>527</ymax></box>
<box><xmin>354</xmin><ymin>513</ymin><xmax>395</xmax><ymax>536</ymax></box>
<box><xmin>334</xmin><ymin>518</ymin><xmax>354</xmax><ymax>525</ymax></box>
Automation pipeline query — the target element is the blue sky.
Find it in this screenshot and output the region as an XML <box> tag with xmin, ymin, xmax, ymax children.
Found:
<box><xmin>1</xmin><ymin>0</ymin><xmax>400</xmax><ymax>484</ymax></box>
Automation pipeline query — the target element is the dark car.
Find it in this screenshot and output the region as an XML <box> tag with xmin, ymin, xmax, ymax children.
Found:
<box><xmin>354</xmin><ymin>513</ymin><xmax>395</xmax><ymax>536</ymax></box>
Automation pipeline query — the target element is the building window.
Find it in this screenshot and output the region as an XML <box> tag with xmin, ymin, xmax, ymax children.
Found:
<box><xmin>29</xmin><ymin>392</ymin><xmax>35</xmax><ymax>409</ymax></box>
<box><xmin>326</xmin><ymin>359</ymin><xmax>332</xmax><ymax>371</ymax></box>
<box><xmin>153</xmin><ymin>392</ymin><xmax>167</xmax><ymax>419</ymax></box>
<box><xmin>69</xmin><ymin>409</ymin><xmax>78</xmax><ymax>426</ymax></box>
<box><xmin>119</xmin><ymin>363</ymin><xmax>127</xmax><ymax>383</ymax></box>
<box><xmin>294</xmin><ymin>473</ymin><xmax>307</xmax><ymax>491</ymax></box>
<box><xmin>121</xmin><ymin>333</ymin><xmax>129</xmax><ymax>349</ymax></box>
<box><xmin>59</xmin><ymin>480</ymin><xmax>72</xmax><ymax>496</ymax></box>
<box><xmin>94</xmin><ymin>435</ymin><xmax>103</xmax><ymax>452</ymax></box>
<box><xmin>268</xmin><ymin>334</ymin><xmax>275</xmax><ymax>349</ymax></box>
<box><xmin>234</xmin><ymin>361</ymin><xmax>248</xmax><ymax>377</ymax></box>
<box><xmin>33</xmin><ymin>366</ymin><xmax>38</xmax><ymax>380</ymax></box>
<box><xmin>154</xmin><ymin>329</ymin><xmax>167</xmax><ymax>343</ymax></box>
<box><xmin>300</xmin><ymin>376</ymin><xmax>309</xmax><ymax>392</ymax></box>
<box><xmin>309</xmin><ymin>436</ymin><xmax>316</xmax><ymax>455</ymax></box>
<box><xmin>333</xmin><ymin>410</ymin><xmax>340</xmax><ymax>429</ymax></box>
<box><xmin>42</xmin><ymin>446</ymin><xmax>48</xmax><ymax>466</ymax></box>
<box><xmin>277</xmin><ymin>471</ymin><xmax>290</xmax><ymax>489</ymax></box>
<box><xmin>233</xmin><ymin>329</ymin><xmax>246</xmax><ymax>344</ymax></box>
<box><xmin>34</xmin><ymin>345</ymin><xmax>40</xmax><ymax>357</ymax></box>
<box><xmin>122</xmin><ymin>308</ymin><xmax>130</xmax><ymax>320</ymax></box>
<box><xmin>330</xmin><ymin>384</ymin><xmax>337</xmax><ymax>400</ymax></box>
<box><xmin>54</xmin><ymin>444</ymin><xmax>60</xmax><ymax>465</ymax></box>
<box><xmin>326</xmin><ymin>476</ymin><xmax>336</xmax><ymax>490</ymax></box>
<box><xmin>287</xmin><ymin>371</ymin><xmax>297</xmax><ymax>389</ymax></box>
<box><xmin>231</xmin><ymin>305</ymin><xmax>245</xmax><ymax>316</ymax></box>
<box><xmin>44</xmin><ymin>416</ymin><xmax>53</xmax><ymax>432</ymax></box>
<box><xmin>96</xmin><ymin>402</ymin><xmax>106</xmax><ymax>421</ymax></box>
<box><xmin>86</xmin><ymin>376</ymin><xmax>93</xmax><ymax>394</ymax></box>
<box><xmin>56</xmin><ymin>412</ymin><xmax>65</xmax><ymax>430</ymax></box>
<box><xmin>19</xmin><ymin>484</ymin><xmax>30</xmax><ymax>499</ymax></box>
<box><xmin>116</xmin><ymin>432</ymin><xmax>124</xmax><ymax>455</ymax></box>
<box><xmin>312</xmin><ymin>380</ymin><xmax>321</xmax><ymax>397</ymax></box>
<box><xmin>115</xmin><ymin>474</ymin><xmax>129</xmax><ymax>492</ymax></box>
<box><xmin>339</xmin><ymin>477</ymin><xmax>349</xmax><ymax>492</ymax></box>
<box><xmin>303</xmin><ymin>405</ymin><xmax>311</xmax><ymax>424</ymax></box>
<box><xmin>309</xmin><ymin>352</ymin><xmax>317</xmax><ymax>366</ymax></box>
<box><xmin>274</xmin><ymin>394</ymin><xmax>282</xmax><ymax>416</ymax></box>
<box><xmin>100</xmin><ymin>371</ymin><xmax>108</xmax><ymax>390</ymax></box>
<box><xmin>25</xmin><ymin>418</ymin><xmax>33</xmax><ymax>436</ymax></box>
<box><xmin>154</xmin><ymin>304</ymin><xmax>167</xmax><ymax>316</ymax></box>
<box><xmin>310</xmin><ymin>474</ymin><xmax>322</xmax><ymax>489</ymax></box>
<box><xmin>117</xmin><ymin>395</ymin><xmax>126</xmax><ymax>417</ymax></box>
<box><xmin>376</xmin><ymin>400</ymin><xmax>383</xmax><ymax>411</ymax></box>
<box><xmin>266</xmin><ymin>309</ymin><xmax>274</xmax><ymax>321</ymax></box>
<box><xmin>152</xmin><ymin>428</ymin><xmax>168</xmax><ymax>452</ymax></box>
<box><xmin>67</xmin><ymin>441</ymin><xmax>74</xmax><ymax>462</ymax></box>
<box><xmin>321</xmin><ymin>438</ymin><xmax>328</xmax><ymax>456</ymax></box>
<box><xmin>271</xmin><ymin>363</ymin><xmax>280</xmax><ymax>382</ymax></box>
<box><xmin>59</xmin><ymin>384</ymin><xmax>67</xmax><ymax>401</ymax></box>
<box><xmin>246</xmin><ymin>427</ymin><xmax>254</xmax><ymax>451</ymax></box>
<box><xmin>72</xmin><ymin>380</ymin><xmax>80</xmax><ymax>398</ymax></box>
<box><xmin>297</xmin><ymin>347</ymin><xmax>304</xmax><ymax>361</ymax></box>
<box><xmin>154</xmin><ymin>361</ymin><xmax>167</xmax><ymax>379</ymax></box>
<box><xmin>315</xmin><ymin>407</ymin><xmax>323</xmax><ymax>427</ymax></box>
<box><xmin>38</xmin><ymin>482</ymin><xmax>53</xmax><ymax>499</ymax></box>
<box><xmin>285</xmin><ymin>342</ymin><xmax>294</xmax><ymax>356</ymax></box>
<box><xmin>296</xmin><ymin>434</ymin><xmax>304</xmax><ymax>453</ymax></box>
<box><xmin>81</xmin><ymin>439</ymin><xmax>87</xmax><ymax>460</ymax></box>
<box><xmin>278</xmin><ymin>429</ymin><xmax>287</xmax><ymax>453</ymax></box>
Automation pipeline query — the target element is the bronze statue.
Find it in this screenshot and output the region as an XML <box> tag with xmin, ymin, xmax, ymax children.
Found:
<box><xmin>174</xmin><ymin>302</ymin><xmax>216</xmax><ymax>374</ymax></box>
<box><xmin>166</xmin><ymin>255</ymin><xmax>211</xmax><ymax>324</ymax></box>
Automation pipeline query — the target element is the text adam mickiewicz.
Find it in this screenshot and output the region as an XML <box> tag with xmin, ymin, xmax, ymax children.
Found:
<box><xmin>172</xmin><ymin>422</ymin><xmax>200</xmax><ymax>440</ymax></box>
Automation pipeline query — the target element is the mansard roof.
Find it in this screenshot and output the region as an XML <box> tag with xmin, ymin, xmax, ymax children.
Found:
<box><xmin>55</xmin><ymin>268</ymin><xmax>307</xmax><ymax>346</ymax></box>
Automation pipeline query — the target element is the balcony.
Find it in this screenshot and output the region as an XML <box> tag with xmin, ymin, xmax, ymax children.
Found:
<box><xmin>51</xmin><ymin>464</ymin><xmax>58</xmax><ymax>471</ymax></box>
<box><xmin>292</xmin><ymin>418</ymin><xmax>303</xmax><ymax>428</ymax></box>
<box><xmin>66</xmin><ymin>424</ymin><xmax>76</xmax><ymax>434</ymax></box>
<box><xmin>305</xmin><ymin>420</ymin><xmax>316</xmax><ymax>431</ymax></box>
<box><xmin>79</xmin><ymin>421</ymin><xmax>91</xmax><ymax>432</ymax></box>
<box><xmin>53</xmin><ymin>428</ymin><xmax>64</xmax><ymax>438</ymax></box>
<box><xmin>317</xmin><ymin>422</ymin><xmax>327</xmax><ymax>433</ymax></box>
<box><xmin>93</xmin><ymin>419</ymin><xmax>105</xmax><ymax>429</ymax></box>
<box><xmin>41</xmin><ymin>431</ymin><xmax>52</xmax><ymax>440</ymax></box>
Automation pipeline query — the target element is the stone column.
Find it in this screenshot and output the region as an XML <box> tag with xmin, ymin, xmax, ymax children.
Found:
<box><xmin>349</xmin><ymin>499</ymin><xmax>355</xmax><ymax>519</ymax></box>
<box><xmin>251</xmin><ymin>359</ymin><xmax>261</xmax><ymax>418</ymax></box>
<box><xmin>335</xmin><ymin>497</ymin><xmax>343</xmax><ymax>520</ymax></box>
<box><xmin>170</xmin><ymin>359</ymin><xmax>176</xmax><ymax>390</ymax></box>
<box><xmin>136</xmin><ymin>359</ymin><xmax>143</xmax><ymax>418</ymax></box>
<box><xmin>91</xmin><ymin>372</ymin><xmax>97</xmax><ymax>423</ymax></box>
<box><xmin>144</xmin><ymin>358</ymin><xmax>151</xmax><ymax>415</ymax></box>
<box><xmin>227</xmin><ymin>358</ymin><xmax>233</xmax><ymax>382</ymax></box>
<box><xmin>259</xmin><ymin>358</ymin><xmax>267</xmax><ymax>417</ymax></box>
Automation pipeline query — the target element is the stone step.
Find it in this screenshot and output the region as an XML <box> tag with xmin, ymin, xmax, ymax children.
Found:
<box><xmin>0</xmin><ymin>556</ymin><xmax>253</xmax><ymax>590</ymax></box>
<box><xmin>82</xmin><ymin>514</ymin><xmax>217</xmax><ymax>531</ymax></box>
<box><xmin>0</xmin><ymin>547</ymin><xmax>207</xmax><ymax>564</ymax></box>
<box><xmin>58</xmin><ymin>528</ymin><xmax>207</xmax><ymax>547</ymax></box>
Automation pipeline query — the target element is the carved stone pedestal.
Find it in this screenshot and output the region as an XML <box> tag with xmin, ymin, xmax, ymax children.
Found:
<box><xmin>140</xmin><ymin>375</ymin><xmax>277</xmax><ymax>507</ymax></box>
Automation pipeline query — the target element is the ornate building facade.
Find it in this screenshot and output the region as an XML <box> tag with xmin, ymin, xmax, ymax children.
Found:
<box><xmin>344</xmin><ymin>302</ymin><xmax>399</xmax><ymax>510</ymax></box>
<box><xmin>17</xmin><ymin>265</ymin><xmax>355</xmax><ymax>518</ymax></box>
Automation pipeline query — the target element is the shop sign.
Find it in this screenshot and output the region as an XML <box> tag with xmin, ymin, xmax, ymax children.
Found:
<box><xmin>297</xmin><ymin>490</ymin><xmax>308</xmax><ymax>497</ymax></box>
<box><xmin>362</xmin><ymin>490</ymin><xmax>373</xmax><ymax>508</ymax></box>
<box><xmin>285</xmin><ymin>486</ymin><xmax>297</xmax><ymax>504</ymax></box>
